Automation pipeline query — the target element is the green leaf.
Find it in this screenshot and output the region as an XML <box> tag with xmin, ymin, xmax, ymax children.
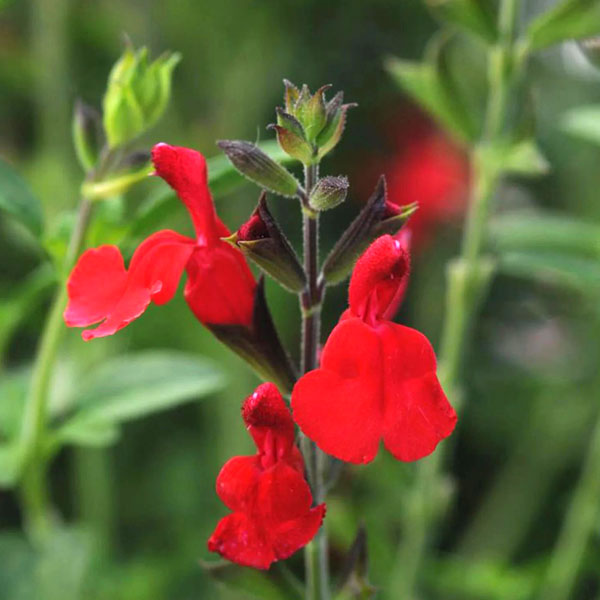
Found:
<box><xmin>37</xmin><ymin>527</ymin><xmax>94</xmax><ymax>600</ymax></box>
<box><xmin>56</xmin><ymin>351</ymin><xmax>225</xmax><ymax>448</ymax></box>
<box><xmin>0</xmin><ymin>444</ymin><xmax>20</xmax><ymax>488</ymax></box>
<box><xmin>0</xmin><ymin>158</ymin><xmax>43</xmax><ymax>236</ymax></box>
<box><xmin>0</xmin><ymin>533</ymin><xmax>37</xmax><ymax>599</ymax></box>
<box><xmin>481</xmin><ymin>140</ymin><xmax>549</xmax><ymax>177</ymax></box>
<box><xmin>560</xmin><ymin>104</ymin><xmax>600</xmax><ymax>146</ymax></box>
<box><xmin>385</xmin><ymin>47</ymin><xmax>476</xmax><ymax>143</ymax></box>
<box><xmin>527</xmin><ymin>0</ymin><xmax>600</xmax><ymax>50</ymax></box>
<box><xmin>498</xmin><ymin>251</ymin><xmax>600</xmax><ymax>294</ymax></box>
<box><xmin>490</xmin><ymin>212</ymin><xmax>600</xmax><ymax>258</ymax></box>
<box><xmin>426</xmin><ymin>0</ymin><xmax>498</xmax><ymax>44</ymax></box>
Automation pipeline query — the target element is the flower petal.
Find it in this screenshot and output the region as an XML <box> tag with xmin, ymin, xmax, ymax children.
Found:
<box><xmin>380</xmin><ymin>322</ymin><xmax>457</xmax><ymax>461</ymax></box>
<box><xmin>184</xmin><ymin>243</ymin><xmax>255</xmax><ymax>327</ymax></box>
<box><xmin>76</xmin><ymin>231</ymin><xmax>194</xmax><ymax>340</ymax></box>
<box><xmin>216</xmin><ymin>455</ymin><xmax>260</xmax><ymax>513</ymax></box>
<box><xmin>256</xmin><ymin>462</ymin><xmax>313</xmax><ymax>524</ymax></box>
<box><xmin>348</xmin><ymin>234</ymin><xmax>409</xmax><ymax>324</ymax></box>
<box><xmin>242</xmin><ymin>383</ymin><xmax>296</xmax><ymax>461</ymax></box>
<box><xmin>272</xmin><ymin>504</ymin><xmax>326</xmax><ymax>562</ymax></box>
<box><xmin>292</xmin><ymin>318</ymin><xmax>384</xmax><ymax>464</ymax></box>
<box><xmin>64</xmin><ymin>245</ymin><xmax>128</xmax><ymax>327</ymax></box>
<box><xmin>207</xmin><ymin>512</ymin><xmax>275</xmax><ymax>570</ymax></box>
<box><xmin>151</xmin><ymin>143</ymin><xmax>219</xmax><ymax>243</ymax></box>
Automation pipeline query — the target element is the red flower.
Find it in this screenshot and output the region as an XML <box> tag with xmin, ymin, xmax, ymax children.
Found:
<box><xmin>208</xmin><ymin>383</ymin><xmax>325</xmax><ymax>570</ymax></box>
<box><xmin>292</xmin><ymin>234</ymin><xmax>457</xmax><ymax>464</ymax></box>
<box><xmin>64</xmin><ymin>144</ymin><xmax>256</xmax><ymax>339</ymax></box>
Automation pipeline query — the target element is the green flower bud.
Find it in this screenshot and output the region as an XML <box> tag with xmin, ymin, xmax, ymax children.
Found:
<box><xmin>217</xmin><ymin>140</ymin><xmax>300</xmax><ymax>197</ymax></box>
<box><xmin>309</xmin><ymin>176</ymin><xmax>348</xmax><ymax>211</ymax></box>
<box><xmin>103</xmin><ymin>44</ymin><xmax>180</xmax><ymax>148</ymax></box>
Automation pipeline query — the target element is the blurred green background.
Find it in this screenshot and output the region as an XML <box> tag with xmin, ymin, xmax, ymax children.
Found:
<box><xmin>2</xmin><ymin>1</ymin><xmax>600</xmax><ymax>599</ymax></box>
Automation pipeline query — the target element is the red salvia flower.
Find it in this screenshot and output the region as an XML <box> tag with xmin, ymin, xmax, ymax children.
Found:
<box><xmin>64</xmin><ymin>144</ymin><xmax>256</xmax><ymax>339</ymax></box>
<box><xmin>292</xmin><ymin>234</ymin><xmax>457</xmax><ymax>464</ymax></box>
<box><xmin>208</xmin><ymin>383</ymin><xmax>326</xmax><ymax>570</ymax></box>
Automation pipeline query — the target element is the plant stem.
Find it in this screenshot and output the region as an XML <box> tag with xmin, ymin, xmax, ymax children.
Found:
<box><xmin>390</xmin><ymin>1</ymin><xmax>520</xmax><ymax>597</ymax></box>
<box><xmin>300</xmin><ymin>163</ymin><xmax>330</xmax><ymax>600</ymax></box>
<box><xmin>539</xmin><ymin>411</ymin><xmax>600</xmax><ymax>600</ymax></box>
<box><xmin>18</xmin><ymin>194</ymin><xmax>94</xmax><ymax>544</ymax></box>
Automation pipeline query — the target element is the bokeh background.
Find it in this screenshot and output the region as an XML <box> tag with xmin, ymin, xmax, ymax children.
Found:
<box><xmin>2</xmin><ymin>1</ymin><xmax>600</xmax><ymax>598</ymax></box>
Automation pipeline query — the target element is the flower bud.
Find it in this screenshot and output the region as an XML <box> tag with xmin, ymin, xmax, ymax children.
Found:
<box><xmin>321</xmin><ymin>176</ymin><xmax>417</xmax><ymax>285</ymax></box>
<box><xmin>72</xmin><ymin>99</ymin><xmax>103</xmax><ymax>171</ymax></box>
<box><xmin>226</xmin><ymin>193</ymin><xmax>306</xmax><ymax>292</ymax></box>
<box><xmin>309</xmin><ymin>175</ymin><xmax>348</xmax><ymax>211</ymax></box>
<box><xmin>217</xmin><ymin>140</ymin><xmax>300</xmax><ymax>197</ymax></box>
<box><xmin>103</xmin><ymin>45</ymin><xmax>180</xmax><ymax>148</ymax></box>
<box><xmin>277</xmin><ymin>80</ymin><xmax>356</xmax><ymax>161</ymax></box>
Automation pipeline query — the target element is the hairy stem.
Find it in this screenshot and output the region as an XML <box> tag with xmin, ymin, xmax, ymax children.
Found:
<box><xmin>390</xmin><ymin>1</ymin><xmax>520</xmax><ymax>596</ymax></box>
<box><xmin>300</xmin><ymin>163</ymin><xmax>330</xmax><ymax>600</ymax></box>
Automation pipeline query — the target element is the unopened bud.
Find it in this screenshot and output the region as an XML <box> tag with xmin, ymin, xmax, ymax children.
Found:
<box><xmin>226</xmin><ymin>193</ymin><xmax>306</xmax><ymax>292</ymax></box>
<box><xmin>72</xmin><ymin>99</ymin><xmax>103</xmax><ymax>171</ymax></box>
<box><xmin>321</xmin><ymin>176</ymin><xmax>416</xmax><ymax>285</ymax></box>
<box><xmin>309</xmin><ymin>176</ymin><xmax>348</xmax><ymax>211</ymax></box>
<box><xmin>103</xmin><ymin>44</ymin><xmax>180</xmax><ymax>148</ymax></box>
<box><xmin>217</xmin><ymin>140</ymin><xmax>300</xmax><ymax>197</ymax></box>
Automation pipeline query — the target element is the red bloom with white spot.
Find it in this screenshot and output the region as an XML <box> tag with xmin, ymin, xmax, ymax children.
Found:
<box><xmin>64</xmin><ymin>144</ymin><xmax>255</xmax><ymax>339</ymax></box>
<box><xmin>208</xmin><ymin>383</ymin><xmax>325</xmax><ymax>570</ymax></box>
<box><xmin>292</xmin><ymin>234</ymin><xmax>457</xmax><ymax>464</ymax></box>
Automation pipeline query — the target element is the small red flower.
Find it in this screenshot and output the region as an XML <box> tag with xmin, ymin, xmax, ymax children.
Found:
<box><xmin>292</xmin><ymin>234</ymin><xmax>457</xmax><ymax>464</ymax></box>
<box><xmin>208</xmin><ymin>383</ymin><xmax>325</xmax><ymax>570</ymax></box>
<box><xmin>64</xmin><ymin>144</ymin><xmax>256</xmax><ymax>339</ymax></box>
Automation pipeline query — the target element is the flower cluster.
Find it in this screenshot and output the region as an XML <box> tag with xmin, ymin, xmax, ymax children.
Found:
<box><xmin>65</xmin><ymin>99</ymin><xmax>457</xmax><ymax>569</ymax></box>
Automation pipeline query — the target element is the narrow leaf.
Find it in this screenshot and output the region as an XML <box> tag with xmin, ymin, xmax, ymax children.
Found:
<box><xmin>0</xmin><ymin>158</ymin><xmax>43</xmax><ymax>236</ymax></box>
<box><xmin>65</xmin><ymin>351</ymin><xmax>225</xmax><ymax>426</ymax></box>
<box><xmin>527</xmin><ymin>0</ymin><xmax>600</xmax><ymax>50</ymax></box>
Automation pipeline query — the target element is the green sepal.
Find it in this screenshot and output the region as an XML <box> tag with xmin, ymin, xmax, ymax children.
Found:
<box><xmin>275</xmin><ymin>107</ymin><xmax>306</xmax><ymax>140</ymax></box>
<box><xmin>268</xmin><ymin>124</ymin><xmax>315</xmax><ymax>165</ymax></box>
<box><xmin>303</xmin><ymin>84</ymin><xmax>331</xmax><ymax>141</ymax></box>
<box><xmin>283</xmin><ymin>79</ymin><xmax>300</xmax><ymax>113</ymax></box>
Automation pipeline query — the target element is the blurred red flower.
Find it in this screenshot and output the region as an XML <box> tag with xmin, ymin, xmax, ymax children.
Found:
<box><xmin>292</xmin><ymin>233</ymin><xmax>457</xmax><ymax>464</ymax></box>
<box><xmin>64</xmin><ymin>144</ymin><xmax>255</xmax><ymax>339</ymax></box>
<box><xmin>368</xmin><ymin>110</ymin><xmax>469</xmax><ymax>250</ymax></box>
<box><xmin>208</xmin><ymin>383</ymin><xmax>325</xmax><ymax>569</ymax></box>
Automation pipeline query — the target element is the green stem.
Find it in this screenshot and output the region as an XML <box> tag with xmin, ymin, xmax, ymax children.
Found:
<box><xmin>539</xmin><ymin>412</ymin><xmax>600</xmax><ymax>600</ymax></box>
<box><xmin>389</xmin><ymin>1</ymin><xmax>520</xmax><ymax>597</ymax></box>
<box><xmin>539</xmin><ymin>315</ymin><xmax>600</xmax><ymax>600</ymax></box>
<box><xmin>18</xmin><ymin>195</ymin><xmax>94</xmax><ymax>543</ymax></box>
<box><xmin>300</xmin><ymin>163</ymin><xmax>330</xmax><ymax>600</ymax></box>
